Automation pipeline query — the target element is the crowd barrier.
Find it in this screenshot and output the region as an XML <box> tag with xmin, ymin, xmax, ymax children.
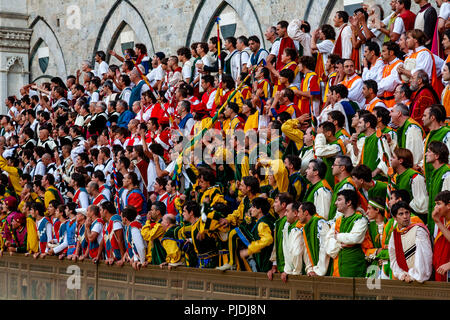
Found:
<box><xmin>0</xmin><ymin>254</ymin><xmax>448</xmax><ymax>300</ymax></box>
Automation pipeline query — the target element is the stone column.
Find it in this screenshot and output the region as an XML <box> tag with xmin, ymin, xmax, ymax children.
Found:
<box><xmin>0</xmin><ymin>0</ymin><xmax>32</xmax><ymax>115</ymax></box>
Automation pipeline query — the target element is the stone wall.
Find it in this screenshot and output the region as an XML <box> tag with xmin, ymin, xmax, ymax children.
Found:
<box><xmin>0</xmin><ymin>0</ymin><xmax>32</xmax><ymax>114</ymax></box>
<box><xmin>25</xmin><ymin>0</ymin><xmax>344</xmax><ymax>82</ymax></box>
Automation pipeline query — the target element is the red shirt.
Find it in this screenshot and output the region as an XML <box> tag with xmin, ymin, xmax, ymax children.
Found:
<box><xmin>300</xmin><ymin>73</ymin><xmax>320</xmax><ymax>115</ymax></box>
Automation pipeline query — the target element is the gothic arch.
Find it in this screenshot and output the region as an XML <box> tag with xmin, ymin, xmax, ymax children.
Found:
<box><xmin>6</xmin><ymin>56</ymin><xmax>25</xmax><ymax>72</ymax></box>
<box><xmin>187</xmin><ymin>0</ymin><xmax>265</xmax><ymax>48</ymax></box>
<box><xmin>93</xmin><ymin>0</ymin><xmax>154</xmax><ymax>64</ymax></box>
<box><xmin>304</xmin><ymin>0</ymin><xmax>339</xmax><ymax>29</ymax></box>
<box><xmin>29</xmin><ymin>16</ymin><xmax>67</xmax><ymax>81</ymax></box>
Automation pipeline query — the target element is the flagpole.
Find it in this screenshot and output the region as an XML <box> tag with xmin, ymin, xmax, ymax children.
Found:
<box><xmin>172</xmin><ymin>59</ymin><xmax>265</xmax><ymax>184</ymax></box>
<box><xmin>128</xmin><ymin>56</ymin><xmax>176</xmax><ymax>123</ymax></box>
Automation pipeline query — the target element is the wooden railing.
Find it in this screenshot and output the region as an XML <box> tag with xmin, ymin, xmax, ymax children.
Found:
<box><xmin>0</xmin><ymin>254</ymin><xmax>448</xmax><ymax>300</ymax></box>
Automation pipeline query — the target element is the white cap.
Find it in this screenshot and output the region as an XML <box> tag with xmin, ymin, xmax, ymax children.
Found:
<box><xmin>75</xmin><ymin>208</ymin><xmax>87</xmax><ymax>216</ymax></box>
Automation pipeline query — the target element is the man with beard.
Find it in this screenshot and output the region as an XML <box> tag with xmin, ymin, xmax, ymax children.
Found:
<box><xmin>408</xmin><ymin>70</ymin><xmax>440</xmax><ymax>127</ymax></box>
<box><xmin>389</xmin><ymin>103</ymin><xmax>425</xmax><ymax>166</ymax></box>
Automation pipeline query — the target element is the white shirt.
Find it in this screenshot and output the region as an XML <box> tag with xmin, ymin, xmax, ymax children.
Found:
<box><xmin>318</xmin><ymin>102</ymin><xmax>350</xmax><ymax>133</ymax></box>
<box><xmin>146</xmin><ymin>156</ymin><xmax>166</xmax><ymax>192</ymax></box>
<box><xmin>179</xmin><ymin>116</ymin><xmax>195</xmax><ymax>138</ymax></box>
<box><xmin>182</xmin><ymin>60</ymin><xmax>193</xmax><ymax>82</ymax></box>
<box><xmin>239</xmin><ymin>49</ymin><xmax>250</xmax><ymax>72</ymax></box>
<box><xmin>378</xmin><ymin>58</ymin><xmax>403</xmax><ymax>96</ymax></box>
<box><xmin>75</xmin><ymin>188</ymin><xmax>90</xmax><ymax>209</ymax></box>
<box><xmin>224</xmin><ymin>50</ymin><xmax>241</xmax><ymax>81</ymax></box>
<box><xmin>408</xmin><ymin>173</ymin><xmax>429</xmax><ymax>215</ymax></box>
<box><xmin>302</xmin><ymin>219</ymin><xmax>331</xmax><ymax>276</ymax></box>
<box><xmin>392</xmin><ymin>16</ymin><xmax>405</xmax><ymax>35</ymax></box>
<box><xmin>119</xmin><ymin>87</ymin><xmax>132</xmax><ymax>106</ymax></box>
<box><xmin>394</xmin><ymin>122</ymin><xmax>425</xmax><ymax>166</ymax></box>
<box><xmin>247</xmin><ymin>49</ymin><xmax>269</xmax><ymax>68</ymax></box>
<box><xmin>388</xmin><ymin>225</ymin><xmax>432</xmax><ymax>283</ymax></box>
<box><xmin>90</xmin><ymin>91</ymin><xmax>99</xmax><ymax>103</ymax></box>
<box><xmin>313</xmin><ymin>183</ymin><xmax>333</xmax><ymax>220</ymax></box>
<box><xmin>270</xmin><ymin>39</ymin><xmax>281</xmax><ymax>57</ymax></box>
<box><xmin>282</xmin><ymin>222</ymin><xmax>303</xmax><ymax>275</ymax></box>
<box><xmin>408</xmin><ymin>46</ymin><xmax>435</xmax><ymax>79</ymax></box>
<box><xmin>316</xmin><ymin>39</ymin><xmax>335</xmax><ymax>69</ymax></box>
<box><xmin>325</xmin><ymin>214</ymin><xmax>368</xmax><ymax>259</ymax></box>
<box><xmin>96</xmin><ymin>61</ymin><xmax>109</xmax><ymax>78</ymax></box>
<box><xmin>130</xmin><ymin>226</ymin><xmax>146</xmax><ymax>263</ymax></box>
<box><xmin>33</xmin><ymin>160</ymin><xmax>46</xmax><ymax>178</ymax></box>
<box><xmin>333</xmin><ymin>24</ymin><xmax>352</xmax><ymax>59</ymax></box>
<box><xmin>362</xmin><ymin>57</ymin><xmax>384</xmax><ymax>82</ymax></box>
<box><xmin>364</xmin><ymin>96</ymin><xmax>387</xmax><ymax>110</ymax></box>
<box><xmin>147</xmin><ymin>65</ymin><xmax>165</xmax><ymax>87</ymax></box>
<box><xmin>91</xmin><ymin>220</ymin><xmax>104</xmax><ymax>247</ymax></box>
<box><xmin>440</xmin><ymin>2</ymin><xmax>450</xmax><ymax>20</ymax></box>
<box><xmin>287</xmin><ymin>19</ymin><xmax>313</xmax><ymax>57</ymax></box>
<box><xmin>342</xmin><ymin>74</ymin><xmax>365</xmax><ymax>109</ymax></box>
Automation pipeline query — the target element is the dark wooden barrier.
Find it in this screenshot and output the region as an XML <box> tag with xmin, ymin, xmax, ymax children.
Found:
<box><xmin>0</xmin><ymin>254</ymin><xmax>448</xmax><ymax>300</ymax></box>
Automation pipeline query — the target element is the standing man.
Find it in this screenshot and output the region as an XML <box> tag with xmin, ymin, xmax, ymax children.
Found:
<box><xmin>299</xmin><ymin>202</ymin><xmax>331</xmax><ymax>276</ymax></box>
<box><xmin>390</xmin><ymin>147</ymin><xmax>429</xmax><ymax>220</ymax></box>
<box><xmin>236</xmin><ymin>36</ymin><xmax>251</xmax><ymax>74</ymax></box>
<box><xmin>408</xmin><ymin>70</ymin><xmax>440</xmax><ymax>127</ymax></box>
<box><xmin>325</xmin><ymin>190</ymin><xmax>369</xmax><ymax>277</ymax></box>
<box><xmin>267</xmin><ymin>193</ymin><xmax>293</xmax><ymax>280</ymax></box>
<box><xmin>378</xmin><ymin>41</ymin><xmax>403</xmax><ymax>109</ymax></box>
<box><xmin>341</xmin><ymin>59</ymin><xmax>365</xmax><ymax>109</ymax></box>
<box><xmin>425</xmin><ymin>141</ymin><xmax>450</xmax><ymax>237</ymax></box>
<box><xmin>96</xmin><ymin>201</ymin><xmax>126</xmax><ymax>265</ymax></box>
<box><xmin>129</xmin><ymin>68</ymin><xmax>150</xmax><ymax>108</ymax></box>
<box><xmin>388</xmin><ymin>201</ymin><xmax>432</xmax><ymax>282</ymax></box>
<box><xmin>123</xmin><ymin>172</ymin><xmax>147</xmax><ymax>225</ymax></box>
<box><xmin>223</xmin><ymin>37</ymin><xmax>240</xmax><ymax>82</ymax></box>
<box><xmin>279</xmin><ymin>202</ymin><xmax>303</xmax><ymax>282</ymax></box>
<box><xmin>413</xmin><ymin>0</ymin><xmax>437</xmax><ymax>49</ymax></box>
<box><xmin>267</xmin><ymin>21</ymin><xmax>296</xmax><ymax>76</ymax></box>
<box><xmin>431</xmin><ymin>191</ymin><xmax>450</xmax><ymax>282</ymax></box>
<box><xmin>328</xmin><ymin>156</ymin><xmax>357</xmax><ymax>221</ymax></box>
<box><xmin>247</xmin><ymin>36</ymin><xmax>269</xmax><ymax>70</ymax></box>
<box><xmin>422</xmin><ymin>105</ymin><xmax>450</xmax><ymax>184</ymax></box>
<box><xmin>304</xmin><ymin>159</ymin><xmax>333</xmax><ymax>220</ymax></box>
<box><xmin>331</xmin><ymin>11</ymin><xmax>352</xmax><ymax>59</ymax></box>
<box><xmin>389</xmin><ymin>103</ymin><xmax>425</xmax><ymax>166</ymax></box>
<box><xmin>390</xmin><ymin>0</ymin><xmax>416</xmax><ymax>42</ymax></box>
<box><xmin>177</xmin><ymin>47</ymin><xmax>193</xmax><ymax>83</ymax></box>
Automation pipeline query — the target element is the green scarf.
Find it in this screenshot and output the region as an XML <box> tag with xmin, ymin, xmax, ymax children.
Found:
<box><xmin>274</xmin><ymin>216</ymin><xmax>288</xmax><ymax>272</ymax></box>
<box><xmin>424</xmin><ymin>126</ymin><xmax>450</xmax><ymax>189</ymax></box>
<box><xmin>391</xmin><ymin>168</ymin><xmax>421</xmax><ymax>201</ymax></box>
<box><xmin>361</xmin><ymin>132</ymin><xmax>380</xmax><ymax>171</ymax></box>
<box><xmin>368</xmin><ymin>180</ymin><xmax>388</xmax><ymax>201</ymax></box>
<box><xmin>396</xmin><ymin>118</ymin><xmax>424</xmax><ymax>149</ymax></box>
<box><xmin>322</xmin><ymin>139</ymin><xmax>345</xmax><ymax>189</ymax></box>
<box><xmin>427</xmin><ymin>164</ymin><xmax>450</xmax><ymax>234</ymax></box>
<box><xmin>329</xmin><ymin>177</ymin><xmax>354</xmax><ymax>221</ymax></box>
<box><xmin>302</xmin><ymin>215</ymin><xmax>325</xmax><ymax>266</ymax></box>
<box><xmin>332</xmin><ymin>213</ymin><xmax>367</xmax><ymax>277</ymax></box>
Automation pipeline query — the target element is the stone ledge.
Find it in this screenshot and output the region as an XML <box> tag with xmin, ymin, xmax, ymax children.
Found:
<box><xmin>0</xmin><ymin>12</ymin><xmax>29</xmax><ymax>20</ymax></box>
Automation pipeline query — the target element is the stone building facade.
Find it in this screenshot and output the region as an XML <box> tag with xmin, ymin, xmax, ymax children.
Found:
<box><xmin>1</xmin><ymin>0</ymin><xmax>347</xmax><ymax>114</ymax></box>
